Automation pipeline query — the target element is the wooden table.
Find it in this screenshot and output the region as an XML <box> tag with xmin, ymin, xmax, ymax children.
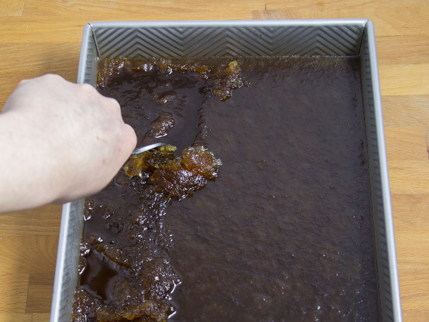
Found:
<box><xmin>0</xmin><ymin>1</ymin><xmax>427</xmax><ymax>321</ymax></box>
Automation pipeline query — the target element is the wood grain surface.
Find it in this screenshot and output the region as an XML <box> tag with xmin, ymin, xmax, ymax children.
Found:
<box><xmin>0</xmin><ymin>1</ymin><xmax>428</xmax><ymax>321</ymax></box>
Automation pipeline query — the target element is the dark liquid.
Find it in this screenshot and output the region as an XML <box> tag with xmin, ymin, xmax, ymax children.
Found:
<box><xmin>74</xmin><ymin>57</ymin><xmax>380</xmax><ymax>321</ymax></box>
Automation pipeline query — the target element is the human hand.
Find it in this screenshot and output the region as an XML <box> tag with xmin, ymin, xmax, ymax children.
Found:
<box><xmin>0</xmin><ymin>74</ymin><xmax>137</xmax><ymax>214</ymax></box>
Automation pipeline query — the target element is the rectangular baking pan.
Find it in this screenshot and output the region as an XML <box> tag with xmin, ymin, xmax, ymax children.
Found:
<box><xmin>50</xmin><ymin>19</ymin><xmax>402</xmax><ymax>322</ymax></box>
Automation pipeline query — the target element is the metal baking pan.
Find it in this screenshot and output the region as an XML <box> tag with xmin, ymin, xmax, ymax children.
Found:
<box><xmin>50</xmin><ymin>20</ymin><xmax>402</xmax><ymax>322</ymax></box>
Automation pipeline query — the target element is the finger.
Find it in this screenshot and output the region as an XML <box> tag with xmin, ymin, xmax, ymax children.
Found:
<box><xmin>123</xmin><ymin>123</ymin><xmax>138</xmax><ymax>153</ymax></box>
<box><xmin>102</xmin><ymin>96</ymin><xmax>122</xmax><ymax>117</ymax></box>
<box><xmin>17</xmin><ymin>79</ymin><xmax>30</xmax><ymax>86</ymax></box>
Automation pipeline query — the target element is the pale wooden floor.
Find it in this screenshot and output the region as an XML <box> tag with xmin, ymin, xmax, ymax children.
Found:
<box><xmin>0</xmin><ymin>1</ymin><xmax>428</xmax><ymax>321</ymax></box>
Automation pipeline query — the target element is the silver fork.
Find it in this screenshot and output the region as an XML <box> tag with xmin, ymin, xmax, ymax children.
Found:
<box><xmin>131</xmin><ymin>142</ymin><xmax>168</xmax><ymax>155</ymax></box>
